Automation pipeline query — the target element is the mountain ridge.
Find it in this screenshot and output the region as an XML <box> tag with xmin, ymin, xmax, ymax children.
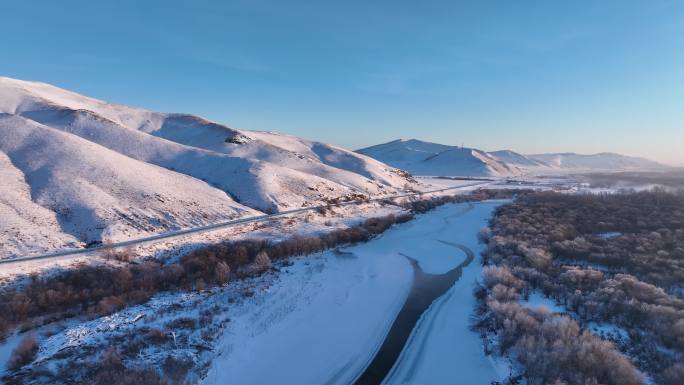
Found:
<box><xmin>357</xmin><ymin>138</ymin><xmax>665</xmax><ymax>177</ymax></box>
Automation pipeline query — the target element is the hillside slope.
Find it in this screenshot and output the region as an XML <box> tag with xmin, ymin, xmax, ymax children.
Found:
<box><xmin>0</xmin><ymin>151</ymin><xmax>80</xmax><ymax>257</ymax></box>
<box><xmin>15</xmin><ymin>106</ymin><xmax>373</xmax><ymax>212</ymax></box>
<box><xmin>0</xmin><ymin>114</ymin><xmax>258</xmax><ymax>251</ymax></box>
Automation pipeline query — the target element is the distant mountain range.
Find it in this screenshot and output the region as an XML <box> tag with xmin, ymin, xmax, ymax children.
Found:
<box><xmin>357</xmin><ymin>139</ymin><xmax>665</xmax><ymax>177</ymax></box>
<box><xmin>0</xmin><ymin>76</ymin><xmax>414</xmax><ymax>256</ymax></box>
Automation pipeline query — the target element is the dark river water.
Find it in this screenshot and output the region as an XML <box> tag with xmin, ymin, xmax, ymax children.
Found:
<box><xmin>352</xmin><ymin>242</ymin><xmax>475</xmax><ymax>385</ymax></box>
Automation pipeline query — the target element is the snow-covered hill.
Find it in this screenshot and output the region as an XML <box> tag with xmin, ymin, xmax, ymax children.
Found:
<box><xmin>526</xmin><ymin>152</ymin><xmax>664</xmax><ymax>171</ymax></box>
<box><xmin>0</xmin><ymin>114</ymin><xmax>259</xmax><ymax>249</ymax></box>
<box><xmin>0</xmin><ymin>76</ymin><xmax>414</xmax><ymax>257</ymax></box>
<box><xmin>357</xmin><ymin>139</ymin><xmax>521</xmax><ymax>177</ymax></box>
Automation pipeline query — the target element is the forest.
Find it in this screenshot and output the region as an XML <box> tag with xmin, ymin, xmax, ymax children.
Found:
<box><xmin>475</xmin><ymin>190</ymin><xmax>684</xmax><ymax>385</ymax></box>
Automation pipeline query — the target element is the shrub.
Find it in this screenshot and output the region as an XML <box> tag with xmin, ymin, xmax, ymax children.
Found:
<box><xmin>86</xmin><ymin>348</ymin><xmax>165</xmax><ymax>385</ymax></box>
<box><xmin>166</xmin><ymin>317</ymin><xmax>196</xmax><ymax>330</ymax></box>
<box><xmin>254</xmin><ymin>251</ymin><xmax>271</xmax><ymax>272</ymax></box>
<box><xmin>7</xmin><ymin>334</ymin><xmax>38</xmax><ymax>371</ymax></box>
<box><xmin>162</xmin><ymin>355</ymin><xmax>193</xmax><ymax>385</ymax></box>
<box><xmin>101</xmin><ymin>242</ymin><xmax>134</xmax><ymax>262</ymax></box>
<box><xmin>145</xmin><ymin>328</ymin><xmax>169</xmax><ymax>345</ymax></box>
<box><xmin>659</xmin><ymin>363</ymin><xmax>684</xmax><ymax>385</ymax></box>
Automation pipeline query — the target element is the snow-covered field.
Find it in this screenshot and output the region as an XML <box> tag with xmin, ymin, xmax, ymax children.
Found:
<box><xmin>202</xmin><ymin>201</ymin><xmax>504</xmax><ymax>385</ymax></box>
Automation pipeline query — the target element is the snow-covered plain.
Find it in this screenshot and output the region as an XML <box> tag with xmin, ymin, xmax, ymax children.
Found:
<box><xmin>202</xmin><ymin>201</ymin><xmax>504</xmax><ymax>385</ymax></box>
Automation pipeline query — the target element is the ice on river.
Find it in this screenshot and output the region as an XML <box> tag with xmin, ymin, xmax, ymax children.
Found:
<box><xmin>202</xmin><ymin>202</ymin><xmax>504</xmax><ymax>385</ymax></box>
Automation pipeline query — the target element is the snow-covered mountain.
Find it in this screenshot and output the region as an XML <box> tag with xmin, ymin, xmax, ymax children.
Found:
<box><xmin>0</xmin><ymin>76</ymin><xmax>414</xmax><ymax>256</ymax></box>
<box><xmin>358</xmin><ymin>139</ymin><xmax>665</xmax><ymax>177</ymax></box>
<box><xmin>357</xmin><ymin>139</ymin><xmax>522</xmax><ymax>177</ymax></box>
<box><xmin>526</xmin><ymin>152</ymin><xmax>664</xmax><ymax>171</ymax></box>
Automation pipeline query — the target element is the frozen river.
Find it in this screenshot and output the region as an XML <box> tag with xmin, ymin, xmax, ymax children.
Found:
<box><xmin>202</xmin><ymin>201</ymin><xmax>505</xmax><ymax>385</ymax></box>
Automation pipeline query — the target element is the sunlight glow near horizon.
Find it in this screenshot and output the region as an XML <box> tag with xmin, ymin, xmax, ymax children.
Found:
<box><xmin>1</xmin><ymin>0</ymin><xmax>683</xmax><ymax>165</ymax></box>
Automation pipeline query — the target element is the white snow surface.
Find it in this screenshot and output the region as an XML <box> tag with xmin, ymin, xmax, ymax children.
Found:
<box><xmin>0</xmin><ymin>76</ymin><xmax>165</xmax><ymax>132</ymax></box>
<box><xmin>520</xmin><ymin>292</ymin><xmax>566</xmax><ymax>313</ymax></box>
<box><xmin>357</xmin><ymin>139</ymin><xmax>522</xmax><ymax>177</ymax></box>
<box><xmin>204</xmin><ymin>251</ymin><xmax>411</xmax><ymax>385</ymax></box>
<box><xmin>202</xmin><ymin>201</ymin><xmax>504</xmax><ymax>385</ymax></box>
<box><xmin>0</xmin><ymin>151</ymin><xmax>79</xmax><ymax>256</ymax></box>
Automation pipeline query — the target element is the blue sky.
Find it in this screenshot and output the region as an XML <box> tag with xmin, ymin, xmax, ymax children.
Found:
<box><xmin>2</xmin><ymin>0</ymin><xmax>683</xmax><ymax>165</ymax></box>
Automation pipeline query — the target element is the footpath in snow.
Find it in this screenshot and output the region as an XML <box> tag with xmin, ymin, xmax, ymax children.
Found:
<box><xmin>202</xmin><ymin>201</ymin><xmax>504</xmax><ymax>385</ymax></box>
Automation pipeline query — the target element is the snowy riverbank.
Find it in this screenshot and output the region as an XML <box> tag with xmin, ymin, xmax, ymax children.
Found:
<box><xmin>202</xmin><ymin>201</ymin><xmax>505</xmax><ymax>385</ymax></box>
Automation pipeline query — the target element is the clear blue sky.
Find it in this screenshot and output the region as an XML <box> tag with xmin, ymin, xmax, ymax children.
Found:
<box><xmin>2</xmin><ymin>0</ymin><xmax>683</xmax><ymax>165</ymax></box>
